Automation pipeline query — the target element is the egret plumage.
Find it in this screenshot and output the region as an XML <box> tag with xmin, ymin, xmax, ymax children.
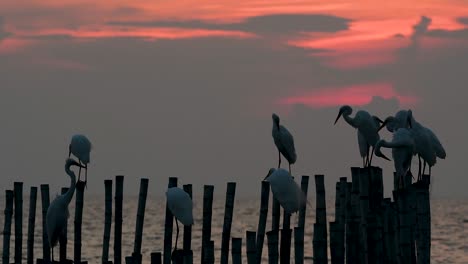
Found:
<box><xmin>46</xmin><ymin>158</ymin><xmax>85</xmax><ymax>261</ymax></box>
<box><xmin>68</xmin><ymin>134</ymin><xmax>92</xmax><ymax>184</ymax></box>
<box><xmin>264</xmin><ymin>168</ymin><xmax>306</xmax><ymax>214</ymax></box>
<box><xmin>334</xmin><ymin>105</ymin><xmax>382</xmax><ymax>167</ymax></box>
<box><xmin>166</xmin><ymin>187</ymin><xmax>193</xmax><ymax>253</ymax></box>
<box><xmin>272</xmin><ymin>113</ymin><xmax>297</xmax><ymax>174</ymax></box>
<box><xmin>375</xmin><ymin>128</ymin><xmax>415</xmax><ymax>188</ymax></box>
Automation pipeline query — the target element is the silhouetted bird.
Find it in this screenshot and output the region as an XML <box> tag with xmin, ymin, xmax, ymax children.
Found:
<box><xmin>264</xmin><ymin>168</ymin><xmax>306</xmax><ymax>214</ymax></box>
<box><xmin>166</xmin><ymin>187</ymin><xmax>193</xmax><ymax>254</ymax></box>
<box><xmin>272</xmin><ymin>113</ymin><xmax>297</xmax><ymax>174</ymax></box>
<box><xmin>68</xmin><ymin>134</ymin><xmax>92</xmax><ymax>184</ymax></box>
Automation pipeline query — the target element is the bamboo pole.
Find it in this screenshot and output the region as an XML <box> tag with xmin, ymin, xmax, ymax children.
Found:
<box><xmin>14</xmin><ymin>182</ymin><xmax>23</xmax><ymax>264</ymax></box>
<box><xmin>182</xmin><ymin>184</ymin><xmax>193</xmax><ymax>253</ymax></box>
<box><xmin>132</xmin><ymin>178</ymin><xmax>149</xmax><ymax>263</ymax></box>
<box><xmin>347</xmin><ymin>168</ymin><xmax>360</xmax><ymax>264</ymax></box>
<box><xmin>256</xmin><ymin>181</ymin><xmax>270</xmax><ymax>264</ymax></box>
<box><xmin>246</xmin><ymin>231</ymin><xmax>257</xmax><ymax>264</ymax></box>
<box><xmin>102</xmin><ymin>180</ymin><xmax>113</xmax><ymax>264</ymax></box>
<box><xmin>416</xmin><ymin>175</ymin><xmax>431</xmax><ymax>264</ymax></box>
<box><xmin>382</xmin><ymin>198</ymin><xmax>396</xmax><ymax>264</ymax></box>
<box><xmin>151</xmin><ymin>252</ymin><xmax>162</xmax><ymax>264</ymax></box>
<box><xmin>201</xmin><ymin>185</ymin><xmax>214</xmax><ymax>264</ymax></box>
<box><xmin>203</xmin><ymin>241</ymin><xmax>214</xmax><ymax>264</ymax></box>
<box><xmin>329</xmin><ymin>222</ymin><xmax>338</xmax><ymax>264</ymax></box>
<box><xmin>369</xmin><ymin>167</ymin><xmax>383</xmax><ymax>211</ymax></box>
<box><xmin>163</xmin><ymin>177</ymin><xmax>178</xmax><ymax>264</ymax></box>
<box><xmin>334</xmin><ymin>182</ymin><xmax>340</xmax><ymax>221</ymax></box>
<box><xmin>394</xmin><ymin>189</ymin><xmax>411</xmax><ymax>264</ymax></box>
<box><xmin>313</xmin><ymin>175</ymin><xmax>327</xmax><ymax>264</ymax></box>
<box><xmin>59</xmin><ymin>187</ymin><xmax>69</xmax><ymax>262</ymax></box>
<box><xmin>266</xmin><ymin>230</ymin><xmax>279</xmax><ymax>264</ymax></box>
<box><xmin>358</xmin><ymin>168</ymin><xmax>370</xmax><ymax>264</ymax></box>
<box><xmin>294</xmin><ymin>227</ymin><xmax>304</xmax><ymax>264</ymax></box>
<box><xmin>26</xmin><ymin>187</ymin><xmax>37</xmax><ymax>264</ymax></box>
<box><xmin>231</xmin><ymin>237</ymin><xmax>242</xmax><ymax>264</ymax></box>
<box><xmin>336</xmin><ymin>178</ymin><xmax>347</xmax><ymax>264</ymax></box>
<box><xmin>271</xmin><ymin>197</ymin><xmax>281</xmax><ymax>231</ymax></box>
<box><xmin>279</xmin><ymin>211</ymin><xmax>291</xmax><ymax>264</ymax></box>
<box><xmin>2</xmin><ymin>190</ymin><xmax>14</xmax><ymax>264</ymax></box>
<box><xmin>298</xmin><ymin>176</ymin><xmax>310</xmax><ymax>229</ymax></box>
<box><xmin>221</xmin><ymin>182</ymin><xmax>236</xmax><ymax>264</ymax></box>
<box><xmin>74</xmin><ymin>180</ymin><xmax>86</xmax><ymax>264</ymax></box>
<box><xmin>114</xmin><ymin>175</ymin><xmax>125</xmax><ymax>264</ymax></box>
<box><xmin>40</xmin><ymin>184</ymin><xmax>51</xmax><ymax>262</ymax></box>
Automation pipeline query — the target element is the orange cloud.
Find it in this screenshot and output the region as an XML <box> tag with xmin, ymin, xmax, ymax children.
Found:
<box><xmin>278</xmin><ymin>83</ymin><xmax>418</xmax><ymax>108</ymax></box>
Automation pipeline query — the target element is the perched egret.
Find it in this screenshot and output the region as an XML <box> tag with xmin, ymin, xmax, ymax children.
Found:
<box><xmin>264</xmin><ymin>168</ymin><xmax>306</xmax><ymax>214</ymax></box>
<box><xmin>272</xmin><ymin>113</ymin><xmax>297</xmax><ymax>174</ymax></box>
<box><xmin>46</xmin><ymin>158</ymin><xmax>85</xmax><ymax>261</ymax></box>
<box><xmin>375</xmin><ymin>128</ymin><xmax>415</xmax><ymax>188</ymax></box>
<box><xmin>166</xmin><ymin>187</ymin><xmax>194</xmax><ymax>253</ymax></box>
<box><xmin>68</xmin><ymin>134</ymin><xmax>92</xmax><ymax>184</ymax></box>
<box><xmin>334</xmin><ymin>105</ymin><xmax>382</xmax><ymax>167</ymax></box>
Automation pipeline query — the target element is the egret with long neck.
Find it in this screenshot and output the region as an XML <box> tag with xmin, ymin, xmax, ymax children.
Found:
<box><xmin>46</xmin><ymin>158</ymin><xmax>85</xmax><ymax>262</ymax></box>
<box><xmin>271</xmin><ymin>113</ymin><xmax>297</xmax><ymax>174</ymax></box>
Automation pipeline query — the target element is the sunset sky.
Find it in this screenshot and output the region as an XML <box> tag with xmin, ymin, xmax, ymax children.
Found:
<box><xmin>1</xmin><ymin>1</ymin><xmax>467</xmax><ymax>197</ymax></box>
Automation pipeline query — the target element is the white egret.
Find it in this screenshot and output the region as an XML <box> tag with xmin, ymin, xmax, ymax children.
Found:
<box><xmin>46</xmin><ymin>158</ymin><xmax>85</xmax><ymax>261</ymax></box>
<box><xmin>166</xmin><ymin>187</ymin><xmax>194</xmax><ymax>253</ymax></box>
<box><xmin>264</xmin><ymin>168</ymin><xmax>306</xmax><ymax>214</ymax></box>
<box><xmin>68</xmin><ymin>134</ymin><xmax>92</xmax><ymax>184</ymax></box>
<box><xmin>334</xmin><ymin>105</ymin><xmax>382</xmax><ymax>167</ymax></box>
<box><xmin>272</xmin><ymin>113</ymin><xmax>297</xmax><ymax>174</ymax></box>
<box><xmin>375</xmin><ymin>128</ymin><xmax>415</xmax><ymax>188</ymax></box>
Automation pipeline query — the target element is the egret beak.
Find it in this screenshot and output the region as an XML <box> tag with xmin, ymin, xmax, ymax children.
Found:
<box><xmin>334</xmin><ymin>110</ymin><xmax>343</xmax><ymax>125</ymax></box>
<box><xmin>378</xmin><ymin>120</ymin><xmax>388</xmax><ymax>132</ymax></box>
<box><xmin>380</xmin><ymin>153</ymin><xmax>391</xmax><ymax>161</ymax></box>
<box><xmin>407</xmin><ymin>109</ymin><xmax>413</xmax><ymax>129</ymax></box>
<box><xmin>375</xmin><ymin>117</ymin><xmax>384</xmax><ymax>124</ymax></box>
<box><xmin>264</xmin><ymin>168</ymin><xmax>275</xmax><ymax>180</ymax></box>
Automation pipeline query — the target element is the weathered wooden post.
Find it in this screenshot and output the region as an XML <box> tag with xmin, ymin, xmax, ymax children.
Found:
<box><xmin>294</xmin><ymin>227</ymin><xmax>304</xmax><ymax>264</ymax></box>
<box><xmin>231</xmin><ymin>237</ymin><xmax>242</xmax><ymax>264</ymax></box>
<box><xmin>369</xmin><ymin>167</ymin><xmax>383</xmax><ymax>211</ymax></box>
<box><xmin>102</xmin><ymin>180</ymin><xmax>113</xmax><ymax>264</ymax></box>
<box><xmin>367</xmin><ymin>213</ymin><xmax>384</xmax><ymax>264</ymax></box>
<box><xmin>201</xmin><ymin>185</ymin><xmax>214</xmax><ymax>264</ymax></box>
<box><xmin>266</xmin><ymin>230</ymin><xmax>279</xmax><ymax>264</ymax></box>
<box><xmin>203</xmin><ymin>241</ymin><xmax>215</xmax><ymax>264</ymax></box>
<box><xmin>150</xmin><ymin>252</ymin><xmax>162</xmax><ymax>264</ymax></box>
<box><xmin>163</xmin><ymin>177</ymin><xmax>177</xmax><ymax>264</ymax></box>
<box><xmin>131</xmin><ymin>178</ymin><xmax>149</xmax><ymax>264</ymax></box>
<box><xmin>272</xmin><ymin>197</ymin><xmax>281</xmax><ymax>231</ymax></box>
<box><xmin>329</xmin><ymin>222</ymin><xmax>339</xmax><ymax>264</ymax></box>
<box><xmin>2</xmin><ymin>190</ymin><xmax>14</xmax><ymax>264</ymax></box>
<box><xmin>333</xmin><ymin>177</ymin><xmax>347</xmax><ymax>264</ymax></box>
<box><xmin>114</xmin><ymin>175</ymin><xmax>124</xmax><ymax>264</ymax></box>
<box><xmin>14</xmin><ymin>182</ymin><xmax>23</xmax><ymax>264</ymax></box>
<box><xmin>358</xmin><ymin>168</ymin><xmax>370</xmax><ymax>264</ymax></box>
<box><xmin>347</xmin><ymin>168</ymin><xmax>360</xmax><ymax>264</ymax></box>
<box><xmin>221</xmin><ymin>182</ymin><xmax>236</xmax><ymax>264</ymax></box>
<box><xmin>183</xmin><ymin>184</ymin><xmax>193</xmax><ymax>263</ymax></box>
<box><xmin>279</xmin><ymin>210</ymin><xmax>292</xmax><ymax>264</ymax></box>
<box><xmin>416</xmin><ymin>175</ymin><xmax>431</xmax><ymax>264</ymax></box>
<box><xmin>256</xmin><ymin>181</ymin><xmax>270</xmax><ymax>264</ymax></box>
<box><xmin>59</xmin><ymin>187</ymin><xmax>69</xmax><ymax>263</ymax></box>
<box><xmin>26</xmin><ymin>187</ymin><xmax>37</xmax><ymax>264</ymax></box>
<box><xmin>39</xmin><ymin>184</ymin><xmax>51</xmax><ymax>263</ymax></box>
<box><xmin>313</xmin><ymin>175</ymin><xmax>327</xmax><ymax>264</ymax></box>
<box><xmin>382</xmin><ymin>198</ymin><xmax>396</xmax><ymax>264</ymax></box>
<box><xmin>394</xmin><ymin>188</ymin><xmax>411</xmax><ymax>264</ymax></box>
<box><xmin>74</xmin><ymin>181</ymin><xmax>86</xmax><ymax>264</ymax></box>
<box><xmin>246</xmin><ymin>231</ymin><xmax>257</xmax><ymax>264</ymax></box>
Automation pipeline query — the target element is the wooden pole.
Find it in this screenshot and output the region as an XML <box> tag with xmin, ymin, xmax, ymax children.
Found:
<box><xmin>26</xmin><ymin>187</ymin><xmax>37</xmax><ymax>264</ymax></box>
<box><xmin>163</xmin><ymin>177</ymin><xmax>178</xmax><ymax>264</ymax></box>
<box><xmin>271</xmin><ymin>197</ymin><xmax>281</xmax><ymax>231</ymax></box>
<box><xmin>313</xmin><ymin>175</ymin><xmax>327</xmax><ymax>264</ymax></box>
<box><xmin>201</xmin><ymin>185</ymin><xmax>214</xmax><ymax>264</ymax></box>
<box><xmin>231</xmin><ymin>237</ymin><xmax>242</xmax><ymax>264</ymax></box>
<box><xmin>416</xmin><ymin>175</ymin><xmax>431</xmax><ymax>264</ymax></box>
<box><xmin>102</xmin><ymin>180</ymin><xmax>113</xmax><ymax>264</ymax></box>
<box><xmin>40</xmin><ymin>184</ymin><xmax>51</xmax><ymax>262</ymax></box>
<box><xmin>394</xmin><ymin>189</ymin><xmax>411</xmax><ymax>264</ymax></box>
<box><xmin>369</xmin><ymin>167</ymin><xmax>383</xmax><ymax>211</ymax></box>
<box><xmin>266</xmin><ymin>231</ymin><xmax>279</xmax><ymax>264</ymax></box>
<box><xmin>182</xmin><ymin>184</ymin><xmax>193</xmax><ymax>253</ymax></box>
<box><xmin>382</xmin><ymin>198</ymin><xmax>396</xmax><ymax>264</ymax></box>
<box><xmin>256</xmin><ymin>181</ymin><xmax>270</xmax><ymax>264</ymax></box>
<box><xmin>59</xmin><ymin>187</ymin><xmax>69</xmax><ymax>262</ymax></box>
<box><xmin>14</xmin><ymin>182</ymin><xmax>23</xmax><ymax>264</ymax></box>
<box><xmin>246</xmin><ymin>231</ymin><xmax>257</xmax><ymax>264</ymax></box>
<box><xmin>220</xmin><ymin>182</ymin><xmax>236</xmax><ymax>264</ymax></box>
<box><xmin>150</xmin><ymin>252</ymin><xmax>162</xmax><ymax>264</ymax></box>
<box><xmin>298</xmin><ymin>176</ymin><xmax>310</xmax><ymax>229</ymax></box>
<box><xmin>347</xmin><ymin>168</ymin><xmax>360</xmax><ymax>264</ymax></box>
<box><xmin>358</xmin><ymin>168</ymin><xmax>370</xmax><ymax>264</ymax></box>
<box><xmin>294</xmin><ymin>227</ymin><xmax>304</xmax><ymax>264</ymax></box>
<box><xmin>203</xmin><ymin>241</ymin><xmax>215</xmax><ymax>264</ymax></box>
<box><xmin>74</xmin><ymin>181</ymin><xmax>86</xmax><ymax>264</ymax></box>
<box><xmin>329</xmin><ymin>222</ymin><xmax>338</xmax><ymax>264</ymax></box>
<box><xmin>2</xmin><ymin>190</ymin><xmax>14</xmax><ymax>264</ymax></box>
<box><xmin>279</xmin><ymin>210</ymin><xmax>291</xmax><ymax>264</ymax></box>
<box><xmin>132</xmin><ymin>178</ymin><xmax>149</xmax><ymax>263</ymax></box>
<box><xmin>114</xmin><ymin>175</ymin><xmax>125</xmax><ymax>264</ymax></box>
<box><xmin>336</xmin><ymin>178</ymin><xmax>347</xmax><ymax>264</ymax></box>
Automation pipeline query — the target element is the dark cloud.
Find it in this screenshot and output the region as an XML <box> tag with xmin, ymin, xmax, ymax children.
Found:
<box><xmin>426</xmin><ymin>28</ymin><xmax>468</xmax><ymax>39</ymax></box>
<box><xmin>0</xmin><ymin>17</ymin><xmax>12</xmax><ymax>41</ymax></box>
<box><xmin>108</xmin><ymin>14</ymin><xmax>351</xmax><ymax>34</ymax></box>
<box><xmin>456</xmin><ymin>17</ymin><xmax>468</xmax><ymax>25</ymax></box>
<box><xmin>411</xmin><ymin>16</ymin><xmax>431</xmax><ymax>43</ymax></box>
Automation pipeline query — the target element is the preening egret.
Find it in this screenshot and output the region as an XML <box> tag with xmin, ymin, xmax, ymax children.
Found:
<box><xmin>272</xmin><ymin>113</ymin><xmax>297</xmax><ymax>174</ymax></box>
<box><xmin>264</xmin><ymin>168</ymin><xmax>306</xmax><ymax>214</ymax></box>
<box><xmin>68</xmin><ymin>134</ymin><xmax>92</xmax><ymax>184</ymax></box>
<box><xmin>166</xmin><ymin>187</ymin><xmax>193</xmax><ymax>253</ymax></box>
<box><xmin>46</xmin><ymin>158</ymin><xmax>85</xmax><ymax>261</ymax></box>
<box><xmin>334</xmin><ymin>105</ymin><xmax>382</xmax><ymax>167</ymax></box>
<box><xmin>375</xmin><ymin>128</ymin><xmax>415</xmax><ymax>188</ymax></box>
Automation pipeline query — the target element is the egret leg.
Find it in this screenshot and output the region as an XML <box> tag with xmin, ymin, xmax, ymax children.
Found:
<box><xmin>289</xmin><ymin>163</ymin><xmax>292</xmax><ymax>175</ymax></box>
<box><xmin>174</xmin><ymin>218</ymin><xmax>180</xmax><ymax>250</ymax></box>
<box><xmin>278</xmin><ymin>151</ymin><xmax>281</xmax><ymax>169</ymax></box>
<box><xmin>363</xmin><ymin>157</ymin><xmax>366</xmax><ymax>168</ymax></box>
<box><xmin>369</xmin><ymin>146</ymin><xmax>375</xmax><ymax>167</ymax></box>
<box><xmin>422</xmin><ymin>161</ymin><xmax>427</xmax><ymax>179</ymax></box>
<box><xmin>84</xmin><ymin>165</ymin><xmax>88</xmax><ymax>189</ymax></box>
<box><xmin>51</xmin><ymin>247</ymin><xmax>54</xmax><ymax>263</ymax></box>
<box><xmin>68</xmin><ymin>145</ymin><xmax>71</xmax><ymax>158</ymax></box>
<box><xmin>78</xmin><ymin>160</ymin><xmax>82</xmax><ymax>182</ymax></box>
<box><xmin>429</xmin><ymin>166</ymin><xmax>432</xmax><ymax>177</ymax></box>
<box><xmin>418</xmin><ymin>155</ymin><xmax>422</xmax><ymax>181</ymax></box>
<box><xmin>365</xmin><ymin>144</ymin><xmax>370</xmax><ymax>167</ymax></box>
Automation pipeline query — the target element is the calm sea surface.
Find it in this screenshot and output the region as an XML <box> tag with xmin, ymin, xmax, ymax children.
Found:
<box><xmin>0</xmin><ymin>195</ymin><xmax>466</xmax><ymax>263</ymax></box>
